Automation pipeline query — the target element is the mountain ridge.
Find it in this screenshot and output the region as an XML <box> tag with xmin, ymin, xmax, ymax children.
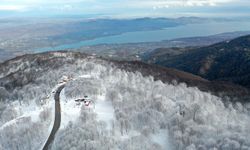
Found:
<box><xmin>1</xmin><ymin>51</ymin><xmax>249</xmax><ymax>101</ymax></box>
<box><xmin>1</xmin><ymin>51</ymin><xmax>250</xmax><ymax>150</ymax></box>
<box><xmin>143</xmin><ymin>35</ymin><xmax>250</xmax><ymax>89</ymax></box>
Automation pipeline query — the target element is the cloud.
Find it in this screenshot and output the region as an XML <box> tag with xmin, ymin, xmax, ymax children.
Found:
<box><xmin>0</xmin><ymin>0</ymin><xmax>241</xmax><ymax>12</ymax></box>
<box><xmin>0</xmin><ymin>0</ymin><xmax>249</xmax><ymax>18</ymax></box>
<box><xmin>124</xmin><ymin>0</ymin><xmax>234</xmax><ymax>9</ymax></box>
<box><xmin>0</xmin><ymin>5</ymin><xmax>27</xmax><ymax>11</ymax></box>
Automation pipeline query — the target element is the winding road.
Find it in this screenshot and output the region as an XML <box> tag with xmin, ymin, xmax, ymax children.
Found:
<box><xmin>43</xmin><ymin>84</ymin><xmax>65</xmax><ymax>150</ymax></box>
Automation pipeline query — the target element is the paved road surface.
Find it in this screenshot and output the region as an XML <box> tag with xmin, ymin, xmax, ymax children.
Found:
<box><xmin>43</xmin><ymin>85</ymin><xmax>65</xmax><ymax>150</ymax></box>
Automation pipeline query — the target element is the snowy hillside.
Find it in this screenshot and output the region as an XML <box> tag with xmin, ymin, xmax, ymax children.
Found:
<box><xmin>0</xmin><ymin>52</ymin><xmax>250</xmax><ymax>150</ymax></box>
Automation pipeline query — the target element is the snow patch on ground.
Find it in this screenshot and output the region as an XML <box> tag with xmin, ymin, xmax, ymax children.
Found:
<box><xmin>94</xmin><ymin>95</ymin><xmax>115</xmax><ymax>130</ymax></box>
<box><xmin>119</xmin><ymin>130</ymin><xmax>141</xmax><ymax>141</ymax></box>
<box><xmin>60</xmin><ymin>88</ymin><xmax>81</xmax><ymax>129</ymax></box>
<box><xmin>151</xmin><ymin>129</ymin><xmax>173</xmax><ymax>150</ymax></box>
<box><xmin>78</xmin><ymin>74</ymin><xmax>92</xmax><ymax>79</ymax></box>
<box><xmin>0</xmin><ymin>98</ymin><xmax>53</xmax><ymax>130</ymax></box>
<box><xmin>59</xmin><ymin>87</ymin><xmax>115</xmax><ymax>130</ymax></box>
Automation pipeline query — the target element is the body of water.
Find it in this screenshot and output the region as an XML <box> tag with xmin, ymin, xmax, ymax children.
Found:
<box><xmin>37</xmin><ymin>21</ymin><xmax>250</xmax><ymax>52</ymax></box>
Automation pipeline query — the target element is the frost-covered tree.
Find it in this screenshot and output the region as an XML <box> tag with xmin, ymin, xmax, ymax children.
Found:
<box><xmin>1</xmin><ymin>53</ymin><xmax>250</xmax><ymax>150</ymax></box>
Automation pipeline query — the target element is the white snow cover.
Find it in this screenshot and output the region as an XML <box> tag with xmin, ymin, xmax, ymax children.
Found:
<box><xmin>151</xmin><ymin>129</ymin><xmax>173</xmax><ymax>150</ymax></box>
<box><xmin>59</xmin><ymin>88</ymin><xmax>115</xmax><ymax>130</ymax></box>
<box><xmin>59</xmin><ymin>88</ymin><xmax>82</xmax><ymax>129</ymax></box>
<box><xmin>1</xmin><ymin>56</ymin><xmax>250</xmax><ymax>150</ymax></box>
<box><xmin>0</xmin><ymin>92</ymin><xmax>54</xmax><ymax>150</ymax></box>
<box><xmin>94</xmin><ymin>95</ymin><xmax>115</xmax><ymax>130</ymax></box>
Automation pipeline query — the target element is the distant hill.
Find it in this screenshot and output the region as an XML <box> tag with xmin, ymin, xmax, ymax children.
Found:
<box><xmin>77</xmin><ymin>31</ymin><xmax>250</xmax><ymax>62</ymax></box>
<box><xmin>143</xmin><ymin>35</ymin><xmax>250</xmax><ymax>88</ymax></box>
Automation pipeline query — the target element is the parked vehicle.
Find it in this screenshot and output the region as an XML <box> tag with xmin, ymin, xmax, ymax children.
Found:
<box><xmin>74</xmin><ymin>96</ymin><xmax>93</xmax><ymax>107</ymax></box>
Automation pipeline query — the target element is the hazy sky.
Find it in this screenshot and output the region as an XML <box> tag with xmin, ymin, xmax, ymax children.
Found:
<box><xmin>0</xmin><ymin>0</ymin><xmax>250</xmax><ymax>18</ymax></box>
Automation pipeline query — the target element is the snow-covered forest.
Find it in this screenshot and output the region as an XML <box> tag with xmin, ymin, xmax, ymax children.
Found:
<box><xmin>0</xmin><ymin>52</ymin><xmax>250</xmax><ymax>150</ymax></box>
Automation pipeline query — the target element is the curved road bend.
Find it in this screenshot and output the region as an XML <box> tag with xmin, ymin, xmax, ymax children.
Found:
<box><xmin>43</xmin><ymin>85</ymin><xmax>65</xmax><ymax>150</ymax></box>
